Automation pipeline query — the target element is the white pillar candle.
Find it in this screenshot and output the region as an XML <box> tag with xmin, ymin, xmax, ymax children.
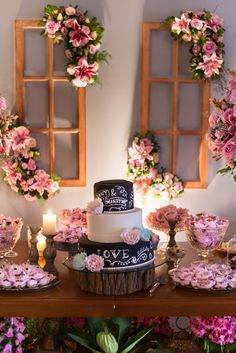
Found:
<box><xmin>42</xmin><ymin>210</ymin><xmax>57</xmax><ymax>235</ymax></box>
<box><xmin>36</xmin><ymin>233</ymin><xmax>47</xmax><ymax>257</ymax></box>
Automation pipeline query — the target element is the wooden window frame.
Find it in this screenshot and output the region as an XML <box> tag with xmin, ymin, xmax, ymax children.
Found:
<box><xmin>141</xmin><ymin>22</ymin><xmax>210</xmax><ymax>188</ymax></box>
<box><xmin>15</xmin><ymin>20</ymin><xmax>86</xmax><ymax>187</ymax></box>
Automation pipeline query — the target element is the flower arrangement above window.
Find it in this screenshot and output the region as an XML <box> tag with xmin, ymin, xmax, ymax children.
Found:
<box><xmin>39</xmin><ymin>4</ymin><xmax>110</xmax><ymax>88</ymax></box>
<box><xmin>127</xmin><ymin>131</ymin><xmax>184</xmax><ymax>200</ymax></box>
<box><xmin>0</xmin><ymin>96</ymin><xmax>60</xmax><ymax>201</ymax></box>
<box><xmin>164</xmin><ymin>10</ymin><xmax>225</xmax><ymax>80</ymax></box>
<box><xmin>207</xmin><ymin>76</ymin><xmax>236</xmax><ymax>181</ymax></box>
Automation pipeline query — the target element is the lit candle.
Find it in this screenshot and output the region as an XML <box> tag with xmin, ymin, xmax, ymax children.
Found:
<box><xmin>36</xmin><ymin>233</ymin><xmax>47</xmax><ymax>257</ymax></box>
<box><xmin>42</xmin><ymin>210</ymin><xmax>57</xmax><ymax>235</ymax></box>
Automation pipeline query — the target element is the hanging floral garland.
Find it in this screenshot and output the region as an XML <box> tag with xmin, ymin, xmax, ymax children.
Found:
<box><xmin>207</xmin><ymin>75</ymin><xmax>236</xmax><ymax>181</ymax></box>
<box><xmin>0</xmin><ymin>96</ymin><xmax>60</xmax><ymax>201</ymax></box>
<box><xmin>127</xmin><ymin>131</ymin><xmax>184</xmax><ymax>200</ymax></box>
<box><xmin>164</xmin><ymin>10</ymin><xmax>225</xmax><ymax>80</ymax></box>
<box><xmin>39</xmin><ymin>4</ymin><xmax>109</xmax><ymax>88</ymax></box>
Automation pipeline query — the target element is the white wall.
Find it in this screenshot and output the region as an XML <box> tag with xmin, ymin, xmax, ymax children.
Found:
<box><xmin>0</xmin><ymin>0</ymin><xmax>235</xmax><ymax>239</ymax></box>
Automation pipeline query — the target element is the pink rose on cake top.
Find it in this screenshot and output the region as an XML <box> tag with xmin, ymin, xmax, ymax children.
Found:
<box><xmin>73</xmin><ymin>179</ymin><xmax>158</xmax><ymax>272</ymax></box>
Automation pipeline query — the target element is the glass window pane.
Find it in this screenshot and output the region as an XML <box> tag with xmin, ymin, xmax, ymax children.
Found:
<box><xmin>157</xmin><ymin>135</ymin><xmax>172</xmax><ymax>171</ymax></box>
<box><xmin>54</xmin><ymin>134</ymin><xmax>78</xmax><ymax>178</ymax></box>
<box><xmin>178</xmin><ymin>84</ymin><xmax>201</xmax><ymax>130</ymax></box>
<box><xmin>25</xmin><ymin>82</ymin><xmax>49</xmax><ymax>128</ymax></box>
<box><xmin>54</xmin><ymin>82</ymin><xmax>78</xmax><ymax>128</ymax></box>
<box><xmin>178</xmin><ymin>42</ymin><xmax>192</xmax><ymax>78</ymax></box>
<box><xmin>54</xmin><ymin>43</ymin><xmax>66</xmax><ymax>76</ymax></box>
<box><xmin>24</xmin><ymin>29</ymin><xmax>48</xmax><ymax>76</ymax></box>
<box><xmin>150</xmin><ymin>30</ymin><xmax>173</xmax><ymax>77</ymax></box>
<box><xmin>150</xmin><ymin>83</ymin><xmax>173</xmax><ymax>130</ymax></box>
<box><xmin>176</xmin><ymin>135</ymin><xmax>200</xmax><ymax>180</ymax></box>
<box><xmin>31</xmin><ymin>133</ymin><xmax>49</xmax><ymax>172</ymax></box>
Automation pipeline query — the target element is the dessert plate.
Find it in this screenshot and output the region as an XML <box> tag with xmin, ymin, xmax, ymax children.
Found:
<box><xmin>0</xmin><ymin>279</ymin><xmax>60</xmax><ymax>292</ymax></box>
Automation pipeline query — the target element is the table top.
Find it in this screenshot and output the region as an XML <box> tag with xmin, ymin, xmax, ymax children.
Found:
<box><xmin>0</xmin><ymin>241</ymin><xmax>235</xmax><ymax>317</ymax></box>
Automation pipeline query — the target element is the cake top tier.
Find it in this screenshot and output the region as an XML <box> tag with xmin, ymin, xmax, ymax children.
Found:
<box><xmin>94</xmin><ymin>179</ymin><xmax>134</xmax><ymax>212</ymax></box>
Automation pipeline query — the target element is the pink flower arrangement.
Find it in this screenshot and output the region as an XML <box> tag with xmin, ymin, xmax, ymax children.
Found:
<box><xmin>85</xmin><ymin>254</ymin><xmax>104</xmax><ymax>272</ymax></box>
<box><xmin>170</xmin><ymin>262</ymin><xmax>236</xmax><ymax>290</ymax></box>
<box><xmin>54</xmin><ymin>225</ymin><xmax>85</xmax><ymax>243</ymax></box>
<box><xmin>120</xmin><ymin>228</ymin><xmax>141</xmax><ymax>245</ymax></box>
<box><xmin>127</xmin><ymin>132</ymin><xmax>184</xmax><ymax>200</ymax></box>
<box><xmin>133</xmin><ymin>317</ymin><xmax>173</xmax><ymax>337</ymax></box>
<box><xmin>186</xmin><ymin>213</ymin><xmax>229</xmax><ymax>251</ymax></box>
<box><xmin>207</xmin><ymin>77</ymin><xmax>236</xmax><ymax>181</ymax></box>
<box><xmin>189</xmin><ymin>316</ymin><xmax>236</xmax><ymax>349</ymax></box>
<box><xmin>146</xmin><ymin>204</ymin><xmax>189</xmax><ymax>230</ymax></box>
<box><xmin>86</xmin><ymin>199</ymin><xmax>104</xmax><ymax>215</ymax></box>
<box><xmin>0</xmin><ymin>317</ymin><xmax>26</xmax><ymax>353</ymax></box>
<box><xmin>165</xmin><ymin>10</ymin><xmax>224</xmax><ymax>79</ymax></box>
<box><xmin>0</xmin><ymin>96</ymin><xmax>60</xmax><ymax>201</ymax></box>
<box><xmin>59</xmin><ymin>207</ymin><xmax>87</xmax><ymax>227</ymax></box>
<box><xmin>39</xmin><ymin>4</ymin><xmax>109</xmax><ymax>88</ymax></box>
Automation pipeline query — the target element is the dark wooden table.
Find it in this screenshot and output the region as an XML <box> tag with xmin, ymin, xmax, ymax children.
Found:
<box><xmin>0</xmin><ymin>242</ymin><xmax>235</xmax><ymax>317</ymax></box>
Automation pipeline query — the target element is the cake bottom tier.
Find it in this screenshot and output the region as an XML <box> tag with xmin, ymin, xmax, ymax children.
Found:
<box><xmin>74</xmin><ymin>267</ymin><xmax>155</xmax><ymax>295</ymax></box>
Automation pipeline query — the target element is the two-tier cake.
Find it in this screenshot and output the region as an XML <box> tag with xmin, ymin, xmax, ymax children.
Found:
<box><xmin>73</xmin><ymin>179</ymin><xmax>156</xmax><ymax>295</ymax></box>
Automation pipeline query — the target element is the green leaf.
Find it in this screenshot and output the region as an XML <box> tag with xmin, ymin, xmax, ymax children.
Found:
<box><xmin>110</xmin><ymin>317</ymin><xmax>131</xmax><ymax>346</ymax></box>
<box><xmin>68</xmin><ymin>333</ymin><xmax>101</xmax><ymax>353</ymax></box>
<box><xmin>119</xmin><ymin>327</ymin><xmax>153</xmax><ymax>353</ymax></box>
<box><xmin>87</xmin><ymin>318</ymin><xmax>108</xmax><ymax>338</ymax></box>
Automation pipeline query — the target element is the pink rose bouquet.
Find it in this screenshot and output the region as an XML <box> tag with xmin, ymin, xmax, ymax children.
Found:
<box><xmin>127</xmin><ymin>131</ymin><xmax>184</xmax><ymax>200</ymax></box>
<box><xmin>0</xmin><ymin>96</ymin><xmax>60</xmax><ymax>201</ymax></box>
<box><xmin>207</xmin><ymin>77</ymin><xmax>236</xmax><ymax>181</ymax></box>
<box><xmin>0</xmin><ymin>317</ymin><xmax>27</xmax><ymax>353</ymax></box>
<box><xmin>164</xmin><ymin>10</ymin><xmax>224</xmax><ymax>80</ymax></box>
<box><xmin>57</xmin><ymin>207</ymin><xmax>87</xmax><ymax>243</ymax></box>
<box><xmin>189</xmin><ymin>316</ymin><xmax>236</xmax><ymax>352</ymax></box>
<box><xmin>39</xmin><ymin>4</ymin><xmax>109</xmax><ymax>88</ymax></box>
<box><xmin>146</xmin><ymin>204</ymin><xmax>189</xmax><ymax>230</ymax></box>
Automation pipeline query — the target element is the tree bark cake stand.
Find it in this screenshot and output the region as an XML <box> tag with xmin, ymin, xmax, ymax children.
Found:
<box><xmin>74</xmin><ymin>267</ymin><xmax>155</xmax><ymax>295</ymax></box>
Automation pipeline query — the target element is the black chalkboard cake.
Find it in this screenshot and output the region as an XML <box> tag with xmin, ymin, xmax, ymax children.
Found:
<box><xmin>73</xmin><ymin>179</ymin><xmax>156</xmax><ymax>295</ymax></box>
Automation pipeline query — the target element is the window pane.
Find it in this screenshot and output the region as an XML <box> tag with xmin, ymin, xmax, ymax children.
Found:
<box><xmin>24</xmin><ymin>29</ymin><xmax>48</xmax><ymax>76</ymax></box>
<box><xmin>31</xmin><ymin>133</ymin><xmax>49</xmax><ymax>172</ymax></box>
<box><xmin>178</xmin><ymin>83</ymin><xmax>201</xmax><ymax>130</ymax></box>
<box><xmin>54</xmin><ymin>43</ymin><xmax>66</xmax><ymax>76</ymax></box>
<box><xmin>176</xmin><ymin>135</ymin><xmax>200</xmax><ymax>180</ymax></box>
<box><xmin>150</xmin><ymin>83</ymin><xmax>173</xmax><ymax>130</ymax></box>
<box><xmin>178</xmin><ymin>42</ymin><xmax>192</xmax><ymax>78</ymax></box>
<box><xmin>54</xmin><ymin>82</ymin><xmax>78</xmax><ymax>128</ymax></box>
<box><xmin>157</xmin><ymin>134</ymin><xmax>172</xmax><ymax>171</ymax></box>
<box><xmin>150</xmin><ymin>30</ymin><xmax>172</xmax><ymax>77</ymax></box>
<box><xmin>25</xmin><ymin>82</ymin><xmax>49</xmax><ymax>128</ymax></box>
<box><xmin>54</xmin><ymin>134</ymin><xmax>78</xmax><ymax>178</ymax></box>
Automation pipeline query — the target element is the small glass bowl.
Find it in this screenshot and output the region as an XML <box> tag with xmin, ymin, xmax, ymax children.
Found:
<box><xmin>186</xmin><ymin>223</ymin><xmax>229</xmax><ymax>259</ymax></box>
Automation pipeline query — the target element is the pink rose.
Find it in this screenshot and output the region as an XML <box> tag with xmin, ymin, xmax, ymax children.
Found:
<box><xmin>120</xmin><ymin>228</ymin><xmax>140</xmax><ymax>245</ymax></box>
<box><xmin>45</xmin><ymin>20</ymin><xmax>61</xmax><ymax>35</ymax></box>
<box><xmin>27</xmin><ymin>158</ymin><xmax>36</xmax><ymax>171</ymax></box>
<box><xmin>163</xmin><ymin>172</ymin><xmax>174</xmax><ymax>181</ymax></box>
<box><xmin>90</xmin><ymin>31</ymin><xmax>98</xmax><ymax>40</ymax></box>
<box><xmin>89</xmin><ymin>43</ymin><xmax>101</xmax><ymax>54</ymax></box>
<box><xmin>182</xmin><ymin>34</ymin><xmax>192</xmax><ymax>42</ymax></box>
<box><xmin>65</xmin><ymin>6</ymin><xmax>76</xmax><ymax>16</ymax></box>
<box><xmin>203</xmin><ymin>41</ymin><xmax>217</xmax><ymax>54</ymax></box>
<box><xmin>86</xmin><ymin>199</ymin><xmax>103</xmax><ymax>215</ymax></box>
<box><xmin>85</xmin><ymin>254</ymin><xmax>104</xmax><ymax>272</ymax></box>
<box><xmin>191</xmin><ymin>18</ymin><xmax>203</xmax><ymax>29</ymax></box>
<box><xmin>223</xmin><ymin>138</ymin><xmax>236</xmax><ymax>165</ymax></box>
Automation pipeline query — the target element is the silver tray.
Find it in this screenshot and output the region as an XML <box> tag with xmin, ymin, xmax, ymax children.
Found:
<box><xmin>0</xmin><ymin>279</ymin><xmax>60</xmax><ymax>292</ymax></box>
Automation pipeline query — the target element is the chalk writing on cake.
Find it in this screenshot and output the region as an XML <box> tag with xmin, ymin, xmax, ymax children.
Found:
<box><xmin>97</xmin><ymin>186</ymin><xmax>128</xmax><ymax>211</ymax></box>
